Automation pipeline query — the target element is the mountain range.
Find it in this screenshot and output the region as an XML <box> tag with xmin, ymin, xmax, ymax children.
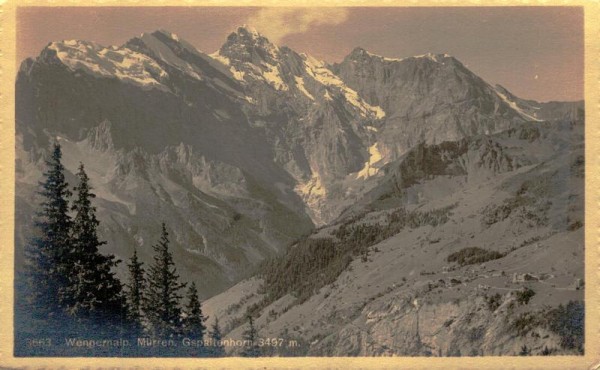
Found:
<box><xmin>15</xmin><ymin>26</ymin><xmax>584</xmax><ymax>355</ymax></box>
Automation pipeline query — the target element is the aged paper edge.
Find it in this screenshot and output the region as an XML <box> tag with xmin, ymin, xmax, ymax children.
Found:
<box><xmin>0</xmin><ymin>1</ymin><xmax>598</xmax><ymax>369</ymax></box>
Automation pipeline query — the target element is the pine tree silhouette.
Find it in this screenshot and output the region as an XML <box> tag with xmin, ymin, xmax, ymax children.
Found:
<box><xmin>126</xmin><ymin>247</ymin><xmax>146</xmax><ymax>335</ymax></box>
<box><xmin>143</xmin><ymin>223</ymin><xmax>187</xmax><ymax>338</ymax></box>
<box><xmin>182</xmin><ymin>282</ymin><xmax>207</xmax><ymax>338</ymax></box>
<box><xmin>66</xmin><ymin>163</ymin><xmax>125</xmax><ymax>329</ymax></box>
<box><xmin>24</xmin><ymin>143</ymin><xmax>73</xmax><ymax>319</ymax></box>
<box><xmin>209</xmin><ymin>317</ymin><xmax>225</xmax><ymax>357</ymax></box>
<box><xmin>241</xmin><ymin>315</ymin><xmax>261</xmax><ymax>357</ymax></box>
<box><xmin>182</xmin><ymin>282</ymin><xmax>207</xmax><ymax>356</ymax></box>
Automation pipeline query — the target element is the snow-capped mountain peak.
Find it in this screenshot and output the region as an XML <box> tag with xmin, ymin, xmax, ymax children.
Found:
<box><xmin>412</xmin><ymin>52</ymin><xmax>453</xmax><ymax>63</ymax></box>
<box><xmin>208</xmin><ymin>25</ymin><xmax>292</xmax><ymax>90</ymax></box>
<box><xmin>123</xmin><ymin>29</ymin><xmax>248</xmax><ymax>91</ymax></box>
<box><xmin>131</xmin><ymin>31</ymin><xmax>208</xmax><ymax>80</ymax></box>
<box><xmin>234</xmin><ymin>24</ymin><xmax>262</xmax><ymax>40</ymax></box>
<box><xmin>218</xmin><ymin>25</ymin><xmax>281</xmax><ymax>65</ymax></box>
<box><xmin>46</xmin><ymin>39</ymin><xmax>170</xmax><ymax>90</ymax></box>
<box><xmin>346</xmin><ymin>46</ymin><xmax>402</xmax><ymax>63</ymax></box>
<box><xmin>345</xmin><ymin>47</ymin><xmax>456</xmax><ymax>65</ymax></box>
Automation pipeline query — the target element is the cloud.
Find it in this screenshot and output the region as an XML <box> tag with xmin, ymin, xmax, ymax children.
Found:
<box><xmin>246</xmin><ymin>8</ymin><xmax>349</xmax><ymax>44</ymax></box>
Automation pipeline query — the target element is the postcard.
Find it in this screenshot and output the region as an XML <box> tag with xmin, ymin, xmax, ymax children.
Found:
<box><xmin>1</xmin><ymin>1</ymin><xmax>598</xmax><ymax>368</ymax></box>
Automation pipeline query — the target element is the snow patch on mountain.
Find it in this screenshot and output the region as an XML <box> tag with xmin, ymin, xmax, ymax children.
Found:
<box><xmin>139</xmin><ymin>32</ymin><xmax>204</xmax><ymax>80</ymax></box>
<box><xmin>209</xmin><ymin>51</ymin><xmax>246</xmax><ymax>82</ymax></box>
<box><xmin>495</xmin><ymin>88</ymin><xmax>543</xmax><ymax>122</ymax></box>
<box><xmin>382</xmin><ymin>56</ymin><xmax>404</xmax><ymax>62</ymax></box>
<box><xmin>413</xmin><ymin>52</ymin><xmax>453</xmax><ymax>62</ymax></box>
<box><xmin>352</xmin><ymin>48</ymin><xmax>454</xmax><ymax>65</ymax></box>
<box><xmin>263</xmin><ymin>64</ymin><xmax>288</xmax><ymax>91</ymax></box>
<box><xmin>356</xmin><ymin>143</ymin><xmax>383</xmax><ymax>179</ymax></box>
<box><xmin>295</xmin><ymin>174</ymin><xmax>328</xmax><ymax>225</ymax></box>
<box><xmin>158</xmin><ymin>29</ymin><xmax>180</xmax><ymax>42</ymax></box>
<box><xmin>297</xmin><ymin>175</ymin><xmax>326</xmax><ymax>196</ymax></box>
<box><xmin>303</xmin><ymin>55</ymin><xmax>385</xmax><ymax>119</ymax></box>
<box><xmin>356</xmin><ymin>48</ymin><xmax>405</xmax><ymax>63</ymax></box>
<box><xmin>294</xmin><ymin>76</ymin><xmax>314</xmax><ymax>100</ymax></box>
<box><xmin>48</xmin><ymin>40</ymin><xmax>169</xmax><ymax>90</ymax></box>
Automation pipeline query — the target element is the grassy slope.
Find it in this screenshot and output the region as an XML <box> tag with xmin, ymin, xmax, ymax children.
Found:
<box><xmin>203</xmin><ymin>122</ymin><xmax>584</xmax><ymax>356</ymax></box>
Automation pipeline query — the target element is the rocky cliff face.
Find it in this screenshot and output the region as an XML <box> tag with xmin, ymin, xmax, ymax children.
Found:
<box><xmin>203</xmin><ymin>119</ymin><xmax>584</xmax><ymax>356</ymax></box>
<box><xmin>15</xmin><ymin>26</ymin><xmax>582</xmax><ymax>298</ymax></box>
<box><xmin>332</xmin><ymin>49</ymin><xmax>545</xmax><ymax>161</ymax></box>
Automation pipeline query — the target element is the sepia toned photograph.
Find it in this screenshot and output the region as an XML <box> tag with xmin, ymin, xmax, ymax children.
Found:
<box><xmin>1</xmin><ymin>2</ymin><xmax>598</xmax><ymax>367</ymax></box>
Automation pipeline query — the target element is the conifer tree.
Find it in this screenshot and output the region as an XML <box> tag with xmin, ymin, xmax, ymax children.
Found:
<box><xmin>126</xmin><ymin>247</ymin><xmax>146</xmax><ymax>334</ymax></box>
<box><xmin>182</xmin><ymin>282</ymin><xmax>207</xmax><ymax>339</ymax></box>
<box><xmin>209</xmin><ymin>317</ymin><xmax>225</xmax><ymax>357</ymax></box>
<box><xmin>143</xmin><ymin>223</ymin><xmax>187</xmax><ymax>338</ymax></box>
<box><xmin>66</xmin><ymin>163</ymin><xmax>125</xmax><ymax>327</ymax></box>
<box><xmin>541</xmin><ymin>346</ymin><xmax>551</xmax><ymax>356</ymax></box>
<box><xmin>241</xmin><ymin>315</ymin><xmax>261</xmax><ymax>357</ymax></box>
<box><xmin>25</xmin><ymin>143</ymin><xmax>73</xmax><ymax>318</ymax></box>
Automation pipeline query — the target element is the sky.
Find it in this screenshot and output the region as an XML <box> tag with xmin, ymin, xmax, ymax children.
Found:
<box><xmin>17</xmin><ymin>6</ymin><xmax>583</xmax><ymax>102</ymax></box>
